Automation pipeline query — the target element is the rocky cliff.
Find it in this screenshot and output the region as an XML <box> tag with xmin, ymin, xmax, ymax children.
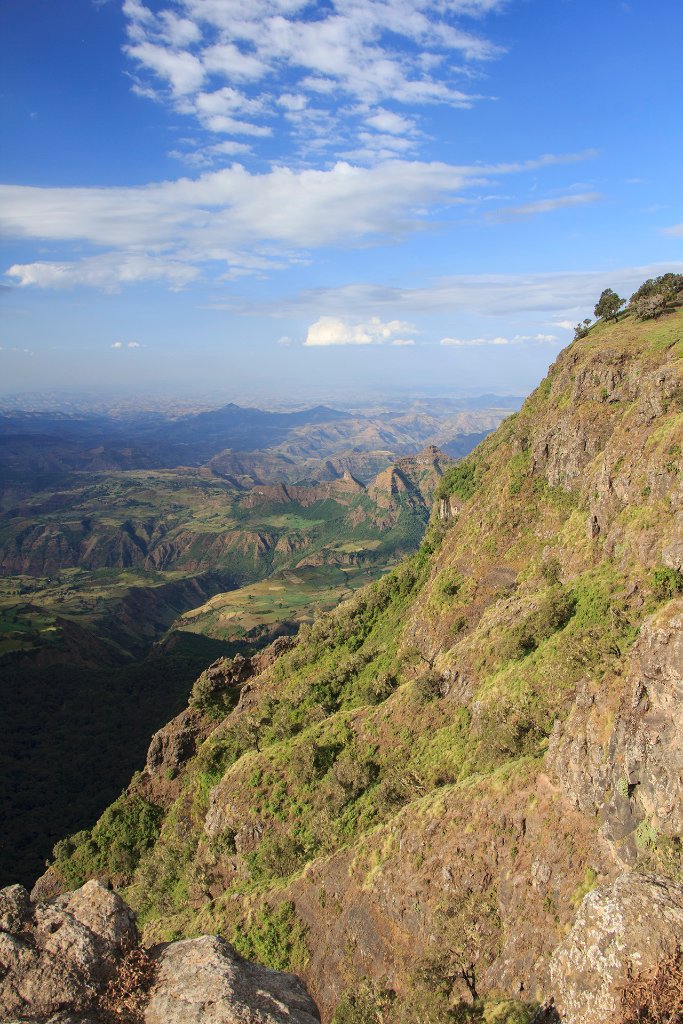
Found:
<box><xmin>16</xmin><ymin>307</ymin><xmax>683</xmax><ymax>1022</ymax></box>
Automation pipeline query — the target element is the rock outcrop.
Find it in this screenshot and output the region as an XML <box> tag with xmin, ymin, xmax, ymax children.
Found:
<box><xmin>547</xmin><ymin>598</ymin><xmax>683</xmax><ymax>865</ymax></box>
<box><xmin>550</xmin><ymin>872</ymin><xmax>683</xmax><ymax>1023</ymax></box>
<box><xmin>146</xmin><ymin>935</ymin><xmax>320</xmax><ymax>1024</ymax></box>
<box><xmin>0</xmin><ymin>880</ymin><xmax>136</xmax><ymax>1021</ymax></box>
<box><xmin>0</xmin><ymin>881</ymin><xmax>319</xmax><ymax>1024</ymax></box>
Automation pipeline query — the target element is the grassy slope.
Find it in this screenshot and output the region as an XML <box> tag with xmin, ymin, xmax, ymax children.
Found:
<box><xmin>47</xmin><ymin>310</ymin><xmax>683</xmax><ymax>1021</ymax></box>
<box><xmin>2</xmin><ymin>461</ymin><xmax>439</xmax><ymax>887</ymax></box>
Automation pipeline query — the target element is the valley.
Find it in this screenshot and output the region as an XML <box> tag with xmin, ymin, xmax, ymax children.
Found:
<box><xmin>27</xmin><ymin>301</ymin><xmax>683</xmax><ymax>1023</ymax></box>
<box><xmin>0</xmin><ymin>393</ymin><xmax>509</xmax><ymax>887</ymax></box>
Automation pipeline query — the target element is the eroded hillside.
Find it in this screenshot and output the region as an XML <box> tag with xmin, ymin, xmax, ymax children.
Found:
<box><xmin>37</xmin><ymin>309</ymin><xmax>683</xmax><ymax>1022</ymax></box>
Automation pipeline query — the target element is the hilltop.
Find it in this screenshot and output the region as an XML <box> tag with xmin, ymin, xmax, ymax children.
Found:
<box><xmin>8</xmin><ymin>305</ymin><xmax>683</xmax><ymax>1022</ymax></box>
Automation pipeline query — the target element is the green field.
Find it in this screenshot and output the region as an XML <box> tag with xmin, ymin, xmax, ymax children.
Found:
<box><xmin>175</xmin><ymin>563</ymin><xmax>387</xmax><ymax>642</ymax></box>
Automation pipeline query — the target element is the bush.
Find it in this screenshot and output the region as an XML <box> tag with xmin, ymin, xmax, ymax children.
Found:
<box><xmin>99</xmin><ymin>946</ymin><xmax>158</xmax><ymax>1023</ymax></box>
<box><xmin>436</xmin><ymin>460</ymin><xmax>479</xmax><ymax>503</ymax></box>
<box><xmin>333</xmin><ymin>981</ymin><xmax>394</xmax><ymax>1024</ymax></box>
<box><xmin>630</xmin><ymin>272</ymin><xmax>683</xmax><ymax>306</ymax></box>
<box><xmin>190</xmin><ymin>661</ymin><xmax>242</xmax><ymax>721</ymax></box>
<box><xmin>651</xmin><ymin>565</ymin><xmax>683</xmax><ymax>601</ymax></box>
<box><xmin>245</xmin><ymin>832</ymin><xmax>307</xmax><ymax>882</ymax></box>
<box><xmin>52</xmin><ymin>794</ymin><xmax>164</xmax><ymax>887</ymax></box>
<box><xmin>231</xmin><ymin>901</ymin><xmax>309</xmax><ymax>972</ymax></box>
<box><xmin>499</xmin><ymin>586</ymin><xmax>575</xmax><ymax>661</ymax></box>
<box><xmin>414</xmin><ymin>670</ymin><xmax>444</xmax><ymax>704</ymax></box>
<box><xmin>633</xmin><ymin>292</ymin><xmax>670</xmax><ymax>321</ymax></box>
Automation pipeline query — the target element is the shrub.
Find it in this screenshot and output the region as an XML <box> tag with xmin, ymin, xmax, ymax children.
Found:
<box><xmin>98</xmin><ymin>946</ymin><xmax>158</xmax><ymax>1023</ymax></box>
<box><xmin>436</xmin><ymin>460</ymin><xmax>478</xmax><ymax>503</ymax></box>
<box><xmin>333</xmin><ymin>982</ymin><xmax>396</xmax><ymax>1024</ymax></box>
<box><xmin>190</xmin><ymin>662</ymin><xmax>241</xmax><ymax>721</ymax></box>
<box><xmin>630</xmin><ymin>272</ymin><xmax>683</xmax><ymax>306</ymax></box>
<box><xmin>52</xmin><ymin>794</ymin><xmax>164</xmax><ymax>888</ymax></box>
<box><xmin>633</xmin><ymin>292</ymin><xmax>670</xmax><ymax>321</ymax></box>
<box><xmin>414</xmin><ymin>670</ymin><xmax>444</xmax><ymax>704</ymax></box>
<box><xmin>499</xmin><ymin>586</ymin><xmax>575</xmax><ymax>661</ymax></box>
<box><xmin>245</xmin><ymin>832</ymin><xmax>307</xmax><ymax>882</ymax></box>
<box><xmin>231</xmin><ymin>900</ymin><xmax>309</xmax><ymax>972</ymax></box>
<box><xmin>651</xmin><ymin>565</ymin><xmax>683</xmax><ymax>601</ymax></box>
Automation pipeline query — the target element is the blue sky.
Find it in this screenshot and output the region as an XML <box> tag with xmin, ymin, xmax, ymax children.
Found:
<box><xmin>1</xmin><ymin>0</ymin><xmax>681</xmax><ymax>401</ymax></box>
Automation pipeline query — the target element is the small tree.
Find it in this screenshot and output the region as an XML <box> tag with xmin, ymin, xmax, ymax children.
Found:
<box><xmin>574</xmin><ymin>318</ymin><xmax>592</xmax><ymax>340</ymax></box>
<box><xmin>633</xmin><ymin>291</ymin><xmax>669</xmax><ymax>321</ymax></box>
<box><xmin>594</xmin><ymin>288</ymin><xmax>625</xmax><ymax>322</ymax></box>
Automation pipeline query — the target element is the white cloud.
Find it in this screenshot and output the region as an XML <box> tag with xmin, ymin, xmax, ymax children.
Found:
<box><xmin>392</xmin><ymin>337</ymin><xmax>415</xmax><ymax>345</ymax></box>
<box><xmin>491</xmin><ymin>192</ymin><xmax>602</xmax><ymax>221</ymax></box>
<box><xmin>304</xmin><ymin>315</ymin><xmax>415</xmax><ymax>346</ymax></box>
<box><xmin>7</xmin><ymin>253</ymin><xmax>200</xmax><ymax>291</ymax></box>
<box><xmin>112</xmin><ymin>339</ymin><xmax>142</xmax><ymax>349</ymax></box>
<box><xmin>663</xmin><ymin>222</ymin><xmax>683</xmax><ymax>237</ymax></box>
<box><xmin>276</xmin><ymin>335</ymin><xmax>292</xmax><ymax>346</ymax></box>
<box><xmin>440</xmin><ymin>333</ymin><xmax>558</xmax><ymax>346</ymax></box>
<box><xmin>366</xmin><ymin>109</ymin><xmax>416</xmax><ymax>135</ymax></box>
<box><xmin>126</xmin><ymin>41</ymin><xmax>205</xmax><ymax>96</ymax></box>
<box><xmin>1</xmin><ymin>152</ymin><xmax>600</xmax><ymax>289</ymax></box>
<box><xmin>273</xmin><ymin>263</ymin><xmax>683</xmax><ymax>321</ymax></box>
<box><xmin>121</xmin><ymin>0</ymin><xmax>507</xmax><ymax>160</ymax></box>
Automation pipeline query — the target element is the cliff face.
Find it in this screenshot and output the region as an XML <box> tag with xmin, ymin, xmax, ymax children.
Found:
<box><xmin>32</xmin><ymin>310</ymin><xmax>683</xmax><ymax>1022</ymax></box>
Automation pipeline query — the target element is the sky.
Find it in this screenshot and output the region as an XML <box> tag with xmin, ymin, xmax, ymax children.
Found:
<box><xmin>0</xmin><ymin>0</ymin><xmax>682</xmax><ymax>402</ymax></box>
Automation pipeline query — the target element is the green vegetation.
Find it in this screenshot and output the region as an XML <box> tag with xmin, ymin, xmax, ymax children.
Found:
<box><xmin>25</xmin><ymin>299</ymin><xmax>683</xmax><ymax>1016</ymax></box>
<box><xmin>52</xmin><ymin>794</ymin><xmax>163</xmax><ymax>888</ymax></box>
<box><xmin>594</xmin><ymin>287</ymin><xmax>625</xmax><ymax>322</ymax></box>
<box><xmin>630</xmin><ymin>272</ymin><xmax>683</xmax><ymax>320</ymax></box>
<box><xmin>231</xmin><ymin>901</ymin><xmax>309</xmax><ymax>972</ymax></box>
<box><xmin>651</xmin><ymin>565</ymin><xmax>683</xmax><ymax>601</ymax></box>
<box><xmin>435</xmin><ymin>459</ymin><xmax>479</xmax><ymax>502</ymax></box>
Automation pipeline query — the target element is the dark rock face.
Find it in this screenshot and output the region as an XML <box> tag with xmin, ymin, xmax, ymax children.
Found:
<box><xmin>0</xmin><ymin>882</ymin><xmax>319</xmax><ymax>1024</ymax></box>
<box><xmin>550</xmin><ymin>873</ymin><xmax>683</xmax><ymax>1024</ymax></box>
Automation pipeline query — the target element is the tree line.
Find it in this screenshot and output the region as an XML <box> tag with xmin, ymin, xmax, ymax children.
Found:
<box><xmin>574</xmin><ymin>272</ymin><xmax>683</xmax><ymax>339</ymax></box>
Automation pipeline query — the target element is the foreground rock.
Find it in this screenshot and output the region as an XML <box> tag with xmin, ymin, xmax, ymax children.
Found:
<box><xmin>550</xmin><ymin>872</ymin><xmax>683</xmax><ymax>1023</ymax></box>
<box><xmin>0</xmin><ymin>880</ymin><xmax>135</xmax><ymax>1021</ymax></box>
<box><xmin>146</xmin><ymin>935</ymin><xmax>320</xmax><ymax>1024</ymax></box>
<box><xmin>0</xmin><ymin>881</ymin><xmax>319</xmax><ymax>1024</ymax></box>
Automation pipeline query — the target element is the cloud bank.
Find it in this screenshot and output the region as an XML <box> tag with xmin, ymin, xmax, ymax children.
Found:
<box><xmin>2</xmin><ymin>151</ymin><xmax>596</xmax><ymax>290</ymax></box>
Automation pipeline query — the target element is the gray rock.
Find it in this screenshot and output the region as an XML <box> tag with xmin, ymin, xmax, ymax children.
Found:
<box><xmin>550</xmin><ymin>872</ymin><xmax>683</xmax><ymax>1024</ymax></box>
<box><xmin>0</xmin><ymin>880</ymin><xmax>133</xmax><ymax>1022</ymax></box>
<box><xmin>145</xmin><ymin>935</ymin><xmax>320</xmax><ymax>1024</ymax></box>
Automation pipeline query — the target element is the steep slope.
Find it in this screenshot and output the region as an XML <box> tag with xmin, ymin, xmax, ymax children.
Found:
<box><xmin>40</xmin><ymin>309</ymin><xmax>683</xmax><ymax>1022</ymax></box>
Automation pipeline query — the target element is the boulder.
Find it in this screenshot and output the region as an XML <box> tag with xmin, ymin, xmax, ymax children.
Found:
<box><xmin>550</xmin><ymin>872</ymin><xmax>683</xmax><ymax>1023</ymax></box>
<box><xmin>0</xmin><ymin>880</ymin><xmax>132</xmax><ymax>1021</ymax></box>
<box><xmin>1</xmin><ymin>883</ymin><xmax>319</xmax><ymax>1024</ymax></box>
<box><xmin>145</xmin><ymin>935</ymin><xmax>320</xmax><ymax>1024</ymax></box>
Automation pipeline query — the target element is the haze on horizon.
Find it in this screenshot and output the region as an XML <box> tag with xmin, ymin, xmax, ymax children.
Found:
<box><xmin>0</xmin><ymin>0</ymin><xmax>681</xmax><ymax>401</ymax></box>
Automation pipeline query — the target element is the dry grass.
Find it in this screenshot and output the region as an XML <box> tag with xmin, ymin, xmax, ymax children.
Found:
<box><xmin>612</xmin><ymin>948</ymin><xmax>683</xmax><ymax>1024</ymax></box>
<box><xmin>99</xmin><ymin>946</ymin><xmax>158</xmax><ymax>1023</ymax></box>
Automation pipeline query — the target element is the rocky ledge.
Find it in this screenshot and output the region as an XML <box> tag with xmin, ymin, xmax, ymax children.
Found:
<box><xmin>0</xmin><ymin>880</ymin><xmax>320</xmax><ymax>1024</ymax></box>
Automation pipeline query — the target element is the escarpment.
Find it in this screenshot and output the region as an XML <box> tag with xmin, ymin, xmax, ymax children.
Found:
<box><xmin>22</xmin><ymin>310</ymin><xmax>683</xmax><ymax>1022</ymax></box>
